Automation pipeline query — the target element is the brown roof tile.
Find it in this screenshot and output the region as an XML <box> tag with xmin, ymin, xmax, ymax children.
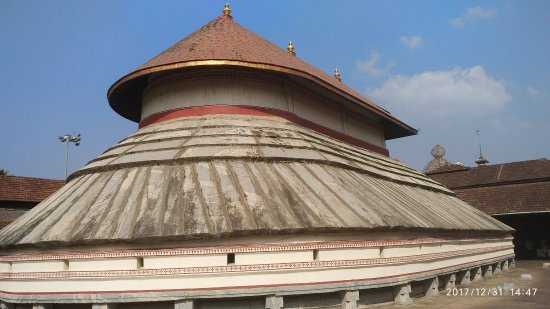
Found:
<box><xmin>427</xmin><ymin>159</ymin><xmax>550</xmax><ymax>215</ymax></box>
<box><xmin>107</xmin><ymin>14</ymin><xmax>416</xmax><ymax>139</ymax></box>
<box><xmin>427</xmin><ymin>159</ymin><xmax>550</xmax><ymax>189</ymax></box>
<box><xmin>0</xmin><ymin>176</ymin><xmax>64</xmax><ymax>203</ymax></box>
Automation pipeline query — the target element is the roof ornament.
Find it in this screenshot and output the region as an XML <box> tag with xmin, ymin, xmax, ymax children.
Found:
<box><xmin>423</xmin><ymin>144</ymin><xmax>450</xmax><ymax>173</ymax></box>
<box><xmin>287</xmin><ymin>41</ymin><xmax>296</xmax><ymax>56</ymax></box>
<box><xmin>334</xmin><ymin>68</ymin><xmax>342</xmax><ymax>81</ymax></box>
<box><xmin>475</xmin><ymin>129</ymin><xmax>489</xmax><ymax>166</ymax></box>
<box><xmin>223</xmin><ymin>3</ymin><xmax>232</xmax><ymax>17</ymax></box>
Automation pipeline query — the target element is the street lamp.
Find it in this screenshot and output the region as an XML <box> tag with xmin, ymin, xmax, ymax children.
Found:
<box><xmin>58</xmin><ymin>134</ymin><xmax>81</xmax><ymax>178</ymax></box>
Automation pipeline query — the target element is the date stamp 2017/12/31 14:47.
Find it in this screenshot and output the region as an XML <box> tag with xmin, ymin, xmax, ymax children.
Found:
<box><xmin>446</xmin><ymin>287</ymin><xmax>538</xmax><ymax>297</ymax></box>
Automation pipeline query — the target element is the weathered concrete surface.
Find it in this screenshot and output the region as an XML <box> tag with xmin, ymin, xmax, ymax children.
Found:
<box><xmin>0</xmin><ymin>115</ymin><xmax>512</xmax><ymax>248</ymax></box>
<box><xmin>382</xmin><ymin>260</ymin><xmax>550</xmax><ymax>309</ymax></box>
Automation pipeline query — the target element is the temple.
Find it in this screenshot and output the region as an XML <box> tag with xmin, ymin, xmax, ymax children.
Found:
<box><xmin>0</xmin><ymin>5</ymin><xmax>514</xmax><ymax>309</ymax></box>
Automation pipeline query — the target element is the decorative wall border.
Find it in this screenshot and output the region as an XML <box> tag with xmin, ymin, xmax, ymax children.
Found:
<box><xmin>0</xmin><ymin>245</ymin><xmax>513</xmax><ymax>280</ymax></box>
<box><xmin>0</xmin><ymin>237</ymin><xmax>513</xmax><ymax>262</ymax></box>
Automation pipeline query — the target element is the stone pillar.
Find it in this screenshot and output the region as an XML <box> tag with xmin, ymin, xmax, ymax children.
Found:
<box><xmin>174</xmin><ymin>300</ymin><xmax>194</xmax><ymax>309</ymax></box>
<box><xmin>341</xmin><ymin>290</ymin><xmax>359</xmax><ymax>309</ymax></box>
<box><xmin>472</xmin><ymin>267</ymin><xmax>483</xmax><ymax>282</ymax></box>
<box><xmin>503</xmin><ymin>260</ymin><xmax>509</xmax><ymax>271</ymax></box>
<box><xmin>484</xmin><ymin>265</ymin><xmax>493</xmax><ymax>278</ymax></box>
<box><xmin>32</xmin><ymin>305</ymin><xmax>53</xmax><ymax>309</ymax></box>
<box><xmin>92</xmin><ymin>305</ymin><xmax>118</xmax><ymax>309</ymax></box>
<box><xmin>425</xmin><ymin>277</ymin><xmax>439</xmax><ymax>297</ymax></box>
<box><xmin>444</xmin><ymin>274</ymin><xmax>456</xmax><ymax>290</ymax></box>
<box><xmin>265</xmin><ymin>295</ymin><xmax>283</xmax><ymax>309</ymax></box>
<box><xmin>494</xmin><ymin>262</ymin><xmax>502</xmax><ymax>275</ymax></box>
<box><xmin>394</xmin><ymin>283</ymin><xmax>412</xmax><ymax>305</ymax></box>
<box><xmin>510</xmin><ymin>258</ymin><xmax>516</xmax><ymax>269</ymax></box>
<box><xmin>0</xmin><ymin>302</ymin><xmax>15</xmax><ymax>309</ymax></box>
<box><xmin>458</xmin><ymin>270</ymin><xmax>471</xmax><ymax>285</ymax></box>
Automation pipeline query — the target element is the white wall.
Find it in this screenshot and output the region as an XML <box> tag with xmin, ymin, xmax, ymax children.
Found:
<box><xmin>142</xmin><ymin>73</ymin><xmax>386</xmax><ymax>148</ymax></box>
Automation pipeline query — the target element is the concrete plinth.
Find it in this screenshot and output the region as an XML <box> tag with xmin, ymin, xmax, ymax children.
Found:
<box><xmin>494</xmin><ymin>263</ymin><xmax>502</xmax><ymax>275</ymax></box>
<box><xmin>265</xmin><ymin>295</ymin><xmax>283</xmax><ymax>309</ymax></box>
<box><xmin>92</xmin><ymin>305</ymin><xmax>118</xmax><ymax>309</ymax></box>
<box><xmin>484</xmin><ymin>265</ymin><xmax>493</xmax><ymax>278</ymax></box>
<box><xmin>458</xmin><ymin>270</ymin><xmax>471</xmax><ymax>285</ymax></box>
<box><xmin>425</xmin><ymin>277</ymin><xmax>439</xmax><ymax>297</ymax></box>
<box><xmin>394</xmin><ymin>283</ymin><xmax>412</xmax><ymax>305</ymax></box>
<box><xmin>472</xmin><ymin>267</ymin><xmax>483</xmax><ymax>282</ymax></box>
<box><xmin>174</xmin><ymin>300</ymin><xmax>194</xmax><ymax>309</ymax></box>
<box><xmin>444</xmin><ymin>274</ymin><xmax>457</xmax><ymax>290</ymax></box>
<box><xmin>0</xmin><ymin>302</ymin><xmax>15</xmax><ymax>309</ymax></box>
<box><xmin>341</xmin><ymin>290</ymin><xmax>359</xmax><ymax>309</ymax></box>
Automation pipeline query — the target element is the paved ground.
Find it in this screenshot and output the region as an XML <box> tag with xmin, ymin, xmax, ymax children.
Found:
<box><xmin>383</xmin><ymin>260</ymin><xmax>550</xmax><ymax>309</ymax></box>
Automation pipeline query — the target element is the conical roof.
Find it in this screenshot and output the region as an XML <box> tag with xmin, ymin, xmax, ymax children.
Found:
<box><xmin>107</xmin><ymin>13</ymin><xmax>416</xmax><ymax>139</ymax></box>
<box><xmin>0</xmin><ymin>114</ymin><xmax>511</xmax><ymax>248</ymax></box>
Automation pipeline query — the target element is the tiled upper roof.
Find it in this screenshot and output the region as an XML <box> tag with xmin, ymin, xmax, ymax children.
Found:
<box><xmin>0</xmin><ymin>176</ymin><xmax>64</xmax><ymax>203</ymax></box>
<box><xmin>107</xmin><ymin>14</ymin><xmax>416</xmax><ymax>139</ymax></box>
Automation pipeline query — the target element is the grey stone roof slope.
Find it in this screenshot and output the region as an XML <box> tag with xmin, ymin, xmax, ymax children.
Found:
<box><xmin>0</xmin><ymin>115</ymin><xmax>511</xmax><ymax>248</ymax></box>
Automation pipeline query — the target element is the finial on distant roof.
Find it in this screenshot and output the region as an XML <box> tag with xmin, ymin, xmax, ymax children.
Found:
<box><xmin>287</xmin><ymin>41</ymin><xmax>296</xmax><ymax>56</ymax></box>
<box><xmin>223</xmin><ymin>3</ymin><xmax>232</xmax><ymax>17</ymax></box>
<box><xmin>475</xmin><ymin>129</ymin><xmax>489</xmax><ymax>166</ymax></box>
<box><xmin>334</xmin><ymin>68</ymin><xmax>342</xmax><ymax>81</ymax></box>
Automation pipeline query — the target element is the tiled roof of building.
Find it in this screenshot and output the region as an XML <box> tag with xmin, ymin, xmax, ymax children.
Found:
<box><xmin>427</xmin><ymin>159</ymin><xmax>550</xmax><ymax>189</ymax></box>
<box><xmin>0</xmin><ymin>175</ymin><xmax>64</xmax><ymax>203</ymax></box>
<box><xmin>427</xmin><ymin>159</ymin><xmax>550</xmax><ymax>215</ymax></box>
<box><xmin>107</xmin><ymin>14</ymin><xmax>416</xmax><ymax>139</ymax></box>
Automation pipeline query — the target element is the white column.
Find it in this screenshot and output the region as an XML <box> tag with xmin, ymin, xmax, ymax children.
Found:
<box><xmin>425</xmin><ymin>277</ymin><xmax>439</xmax><ymax>297</ymax></box>
<box><xmin>503</xmin><ymin>260</ymin><xmax>510</xmax><ymax>271</ymax></box>
<box><xmin>394</xmin><ymin>284</ymin><xmax>412</xmax><ymax>305</ymax></box>
<box><xmin>174</xmin><ymin>300</ymin><xmax>194</xmax><ymax>309</ymax></box>
<box><xmin>494</xmin><ymin>262</ymin><xmax>502</xmax><ymax>274</ymax></box>
<box><xmin>265</xmin><ymin>295</ymin><xmax>283</xmax><ymax>309</ymax></box>
<box><xmin>92</xmin><ymin>304</ymin><xmax>118</xmax><ymax>309</ymax></box>
<box><xmin>458</xmin><ymin>270</ymin><xmax>471</xmax><ymax>285</ymax></box>
<box><xmin>510</xmin><ymin>258</ymin><xmax>516</xmax><ymax>268</ymax></box>
<box><xmin>472</xmin><ymin>267</ymin><xmax>483</xmax><ymax>282</ymax></box>
<box><xmin>483</xmin><ymin>265</ymin><xmax>493</xmax><ymax>278</ymax></box>
<box><xmin>444</xmin><ymin>274</ymin><xmax>457</xmax><ymax>290</ymax></box>
<box><xmin>341</xmin><ymin>290</ymin><xmax>359</xmax><ymax>309</ymax></box>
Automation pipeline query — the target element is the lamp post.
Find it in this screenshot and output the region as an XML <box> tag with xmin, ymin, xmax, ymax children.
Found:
<box><xmin>58</xmin><ymin>134</ymin><xmax>81</xmax><ymax>178</ymax></box>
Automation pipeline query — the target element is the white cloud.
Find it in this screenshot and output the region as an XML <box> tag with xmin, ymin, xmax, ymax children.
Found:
<box><xmin>370</xmin><ymin>66</ymin><xmax>511</xmax><ymax>117</ymax></box>
<box><xmin>400</xmin><ymin>36</ymin><xmax>423</xmax><ymax>49</ymax></box>
<box><xmin>527</xmin><ymin>86</ymin><xmax>540</xmax><ymax>96</ymax></box>
<box><xmin>356</xmin><ymin>51</ymin><xmax>395</xmax><ymax>77</ymax></box>
<box><xmin>450</xmin><ymin>6</ymin><xmax>497</xmax><ymax>28</ymax></box>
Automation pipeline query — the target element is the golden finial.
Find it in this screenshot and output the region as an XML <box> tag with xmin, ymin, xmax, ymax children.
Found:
<box><xmin>287</xmin><ymin>41</ymin><xmax>296</xmax><ymax>56</ymax></box>
<box><xmin>223</xmin><ymin>3</ymin><xmax>232</xmax><ymax>17</ymax></box>
<box><xmin>334</xmin><ymin>68</ymin><xmax>342</xmax><ymax>81</ymax></box>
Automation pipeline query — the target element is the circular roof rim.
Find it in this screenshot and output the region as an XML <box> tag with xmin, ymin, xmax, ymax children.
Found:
<box><xmin>107</xmin><ymin>59</ymin><xmax>417</xmax><ymax>136</ymax></box>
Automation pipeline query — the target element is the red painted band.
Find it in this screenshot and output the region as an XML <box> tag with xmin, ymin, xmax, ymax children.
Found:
<box><xmin>139</xmin><ymin>105</ymin><xmax>390</xmax><ymax>156</ymax></box>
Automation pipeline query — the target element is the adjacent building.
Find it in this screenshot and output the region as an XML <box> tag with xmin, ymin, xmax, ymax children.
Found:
<box><xmin>0</xmin><ymin>175</ymin><xmax>64</xmax><ymax>229</ymax></box>
<box><xmin>426</xmin><ymin>146</ymin><xmax>550</xmax><ymax>259</ymax></box>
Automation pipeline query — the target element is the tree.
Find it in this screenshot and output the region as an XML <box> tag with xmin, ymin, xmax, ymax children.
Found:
<box><xmin>0</xmin><ymin>169</ymin><xmax>9</xmax><ymax>176</ymax></box>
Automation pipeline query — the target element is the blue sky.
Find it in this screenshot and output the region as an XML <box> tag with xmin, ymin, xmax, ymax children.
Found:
<box><xmin>1</xmin><ymin>0</ymin><xmax>548</xmax><ymax>179</ymax></box>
